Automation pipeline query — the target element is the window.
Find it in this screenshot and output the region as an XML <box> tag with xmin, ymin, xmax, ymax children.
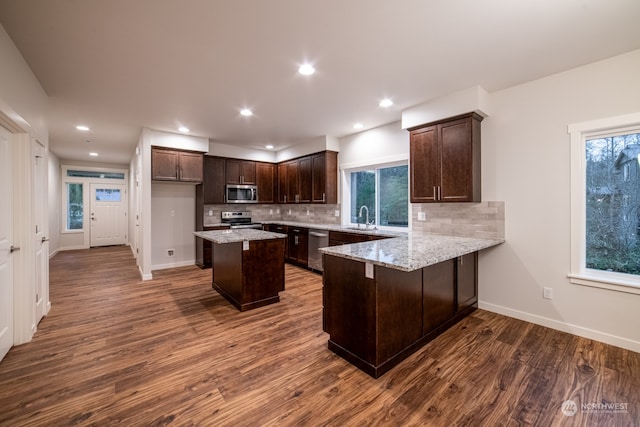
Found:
<box><xmin>569</xmin><ymin>113</ymin><xmax>640</xmax><ymax>294</ymax></box>
<box><xmin>348</xmin><ymin>164</ymin><xmax>408</xmax><ymax>228</ymax></box>
<box><xmin>95</xmin><ymin>188</ymin><xmax>121</xmax><ymax>202</ymax></box>
<box><xmin>67</xmin><ymin>183</ymin><xmax>83</xmax><ymax>230</ymax></box>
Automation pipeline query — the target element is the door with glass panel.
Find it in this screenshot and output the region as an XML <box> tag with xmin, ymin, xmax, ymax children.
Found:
<box><xmin>90</xmin><ymin>184</ymin><xmax>127</xmax><ymax>247</ymax></box>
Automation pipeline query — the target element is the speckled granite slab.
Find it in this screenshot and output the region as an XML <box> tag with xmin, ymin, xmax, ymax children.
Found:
<box><xmin>262</xmin><ymin>221</ymin><xmax>407</xmax><ymax>238</ymax></box>
<box><xmin>319</xmin><ymin>232</ymin><xmax>504</xmax><ymax>272</ymax></box>
<box><xmin>194</xmin><ymin>229</ymin><xmax>286</xmax><ymax>244</ymax></box>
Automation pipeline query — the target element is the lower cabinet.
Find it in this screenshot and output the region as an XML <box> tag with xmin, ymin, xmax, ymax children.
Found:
<box><xmin>195</xmin><ymin>225</ymin><xmax>231</xmax><ymax>268</ymax></box>
<box><xmin>288</xmin><ymin>227</ymin><xmax>308</xmax><ymax>266</ymax></box>
<box><xmin>323</xmin><ymin>251</ymin><xmax>478</xmax><ymax>378</ymax></box>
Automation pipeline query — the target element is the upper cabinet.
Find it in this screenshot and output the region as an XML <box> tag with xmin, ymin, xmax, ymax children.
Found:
<box><xmin>199</xmin><ymin>156</ymin><xmax>226</xmax><ymax>204</ymax></box>
<box><xmin>226</xmin><ymin>159</ymin><xmax>256</xmax><ymax>185</ymax></box>
<box><xmin>277</xmin><ymin>151</ymin><xmax>338</xmax><ymax>204</ymax></box>
<box><xmin>256</xmin><ymin>162</ymin><xmax>276</xmax><ymax>204</ymax></box>
<box><xmin>409</xmin><ymin>113</ymin><xmax>482</xmax><ymax>203</ymax></box>
<box><xmin>151</xmin><ymin>147</ymin><xmax>203</xmax><ymax>183</ymax></box>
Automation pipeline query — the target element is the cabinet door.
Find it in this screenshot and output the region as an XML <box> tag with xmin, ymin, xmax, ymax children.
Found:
<box><xmin>225</xmin><ymin>159</ymin><xmax>242</xmax><ymax>184</ymax></box>
<box><xmin>298</xmin><ymin>156</ymin><xmax>312</xmax><ymax>203</ymax></box>
<box><xmin>288</xmin><ymin>227</ymin><xmax>308</xmax><ymax>265</ymax></box>
<box><xmin>203</xmin><ymin>156</ymin><xmax>226</xmax><ymax>204</ymax></box>
<box><xmin>152</xmin><ymin>149</ymin><xmax>179</xmax><ymax>181</ymax></box>
<box><xmin>241</xmin><ymin>161</ymin><xmax>256</xmax><ymax>185</ymax></box>
<box><xmin>178</xmin><ymin>152</ymin><xmax>203</xmax><ymax>182</ymax></box>
<box><xmin>312</xmin><ymin>151</ymin><xmax>338</xmax><ymax>204</ymax></box>
<box><xmin>410</xmin><ymin>126</ymin><xmax>439</xmax><ymax>203</ymax></box>
<box><xmin>256</xmin><ymin>162</ymin><xmax>275</xmax><ymax>203</ymax></box>
<box><xmin>286</xmin><ymin>160</ymin><xmax>299</xmax><ymax>203</ymax></box>
<box><xmin>423</xmin><ymin>259</ymin><xmax>455</xmax><ymax>334</ymax></box>
<box><xmin>457</xmin><ymin>252</ymin><xmax>477</xmax><ymax>311</ymax></box>
<box><xmin>439</xmin><ymin>118</ymin><xmax>472</xmax><ymax>202</ymax></box>
<box><xmin>277</xmin><ymin>163</ymin><xmax>287</xmax><ymax>203</ymax></box>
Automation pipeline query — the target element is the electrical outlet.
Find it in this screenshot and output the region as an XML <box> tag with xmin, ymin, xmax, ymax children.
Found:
<box><xmin>167</xmin><ymin>249</ymin><xmax>174</xmax><ymax>257</ymax></box>
<box><xmin>417</xmin><ymin>212</ymin><xmax>426</xmax><ymax>221</ymax></box>
<box><xmin>269</xmin><ymin>209</ymin><xmax>273</xmax><ymax>215</ymax></box>
<box><xmin>208</xmin><ymin>209</ymin><xmax>213</xmax><ymax>216</ymax></box>
<box><xmin>335</xmin><ymin>210</ymin><xmax>340</xmax><ymax>217</ymax></box>
<box><xmin>306</xmin><ymin>209</ymin><xmax>310</xmax><ymax>216</ymax></box>
<box><xmin>543</xmin><ymin>287</ymin><xmax>553</xmax><ymax>300</ymax></box>
<box><xmin>288</xmin><ymin>209</ymin><xmax>292</xmax><ymax>215</ymax></box>
<box><xmin>170</xmin><ymin>210</ymin><xmax>175</xmax><ymax>217</ymax></box>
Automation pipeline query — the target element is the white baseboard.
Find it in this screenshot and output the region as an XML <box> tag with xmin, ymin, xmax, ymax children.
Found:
<box><xmin>138</xmin><ymin>265</ymin><xmax>153</xmax><ymax>281</ymax></box>
<box><xmin>479</xmin><ymin>301</ymin><xmax>640</xmax><ymax>353</ymax></box>
<box><xmin>57</xmin><ymin>245</ymin><xmax>89</xmax><ymax>252</ymax></box>
<box><xmin>48</xmin><ymin>248</ymin><xmax>60</xmax><ymax>259</ymax></box>
<box><xmin>151</xmin><ymin>260</ymin><xmax>195</xmax><ymax>271</ymax></box>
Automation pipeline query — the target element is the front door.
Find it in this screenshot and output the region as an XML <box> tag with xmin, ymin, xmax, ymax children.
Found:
<box><xmin>0</xmin><ymin>125</ymin><xmax>14</xmax><ymax>361</ymax></box>
<box><xmin>90</xmin><ymin>183</ymin><xmax>127</xmax><ymax>247</ymax></box>
<box><xmin>33</xmin><ymin>140</ymin><xmax>48</xmax><ymax>323</ymax></box>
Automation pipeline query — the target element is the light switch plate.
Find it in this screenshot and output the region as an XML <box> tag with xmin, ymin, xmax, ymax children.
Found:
<box><xmin>418</xmin><ymin>212</ymin><xmax>426</xmax><ymax>221</ymax></box>
<box><xmin>365</xmin><ymin>262</ymin><xmax>374</xmax><ymax>279</ymax></box>
<box><xmin>335</xmin><ymin>210</ymin><xmax>340</xmax><ymax>217</ymax></box>
<box><xmin>242</xmin><ymin>241</ymin><xmax>249</xmax><ymax>251</ymax></box>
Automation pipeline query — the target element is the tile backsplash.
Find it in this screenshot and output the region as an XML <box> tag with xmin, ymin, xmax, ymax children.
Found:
<box><xmin>202</xmin><ymin>203</ymin><xmax>341</xmax><ymax>226</ymax></box>
<box><xmin>411</xmin><ymin>201</ymin><xmax>505</xmax><ymax>239</ymax></box>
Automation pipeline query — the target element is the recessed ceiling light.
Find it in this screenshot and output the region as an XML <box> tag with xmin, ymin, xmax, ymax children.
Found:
<box><xmin>265</xmin><ymin>144</ymin><xmax>274</xmax><ymax>149</ymax></box>
<box><xmin>353</xmin><ymin>123</ymin><xmax>364</xmax><ymax>129</ymax></box>
<box><xmin>298</xmin><ymin>63</ymin><xmax>315</xmax><ymax>76</ymax></box>
<box><xmin>240</xmin><ymin>108</ymin><xmax>253</xmax><ymax>117</ymax></box>
<box><xmin>178</xmin><ymin>127</ymin><xmax>189</xmax><ymax>133</ymax></box>
<box><xmin>89</xmin><ymin>152</ymin><xmax>98</xmax><ymax>157</ymax></box>
<box><xmin>76</xmin><ymin>125</ymin><xmax>90</xmax><ymax>131</ymax></box>
<box><xmin>379</xmin><ymin>99</ymin><xmax>393</xmax><ymax>108</ymax></box>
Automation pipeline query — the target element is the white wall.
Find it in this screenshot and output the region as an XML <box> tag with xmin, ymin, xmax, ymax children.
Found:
<box><xmin>480</xmin><ymin>49</ymin><xmax>640</xmax><ymax>351</ymax></box>
<box><xmin>151</xmin><ymin>183</ymin><xmax>196</xmax><ymax>270</ymax></box>
<box><xmin>338</xmin><ymin>121</ymin><xmax>409</xmax><ymax>168</ymax></box>
<box><xmin>47</xmin><ymin>152</ymin><xmax>61</xmax><ymax>257</ymax></box>
<box><xmin>0</xmin><ymin>24</ymin><xmax>48</xmax><ymax>144</ymax></box>
<box><xmin>208</xmin><ymin>141</ymin><xmax>276</xmax><ymax>162</ymax></box>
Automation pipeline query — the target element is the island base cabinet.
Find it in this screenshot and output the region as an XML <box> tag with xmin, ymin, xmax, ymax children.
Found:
<box><xmin>323</xmin><ymin>252</ymin><xmax>478</xmax><ymax>378</ymax></box>
<box><xmin>212</xmin><ymin>239</ymin><xmax>285</xmax><ymax>311</ymax></box>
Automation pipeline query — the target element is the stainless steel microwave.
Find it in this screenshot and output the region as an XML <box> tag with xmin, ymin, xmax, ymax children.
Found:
<box><xmin>226</xmin><ymin>184</ymin><xmax>258</xmax><ymax>203</ymax></box>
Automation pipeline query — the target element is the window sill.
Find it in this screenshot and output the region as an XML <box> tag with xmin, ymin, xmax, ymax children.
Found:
<box><xmin>568</xmin><ymin>273</ymin><xmax>640</xmax><ymax>295</ymax></box>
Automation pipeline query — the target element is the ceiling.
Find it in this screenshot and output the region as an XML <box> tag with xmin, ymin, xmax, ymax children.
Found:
<box><xmin>1</xmin><ymin>0</ymin><xmax>639</xmax><ymax>164</ymax></box>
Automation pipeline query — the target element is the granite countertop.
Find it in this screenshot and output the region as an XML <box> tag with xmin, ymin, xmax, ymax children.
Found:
<box><xmin>262</xmin><ymin>221</ymin><xmax>407</xmax><ymax>238</ymax></box>
<box><xmin>319</xmin><ymin>232</ymin><xmax>504</xmax><ymax>272</ymax></box>
<box><xmin>194</xmin><ymin>229</ymin><xmax>286</xmax><ymax>244</ymax></box>
<box><xmin>201</xmin><ymin>222</ymin><xmax>230</xmax><ymax>228</ymax></box>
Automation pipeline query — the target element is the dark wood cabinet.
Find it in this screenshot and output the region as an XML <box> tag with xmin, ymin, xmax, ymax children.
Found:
<box><xmin>199</xmin><ymin>156</ymin><xmax>226</xmax><ymax>204</ymax></box>
<box><xmin>328</xmin><ymin>230</ymin><xmax>387</xmax><ymax>247</ymax></box>
<box><xmin>276</xmin><ymin>151</ymin><xmax>338</xmax><ymax>204</ymax></box>
<box><xmin>298</xmin><ymin>156</ymin><xmax>312</xmax><ymax>203</ymax></box>
<box><xmin>264</xmin><ymin>224</ymin><xmax>289</xmax><ymax>259</ymax></box>
<box><xmin>288</xmin><ymin>227</ymin><xmax>308</xmax><ymax>266</ymax></box>
<box><xmin>195</xmin><ymin>225</ymin><xmax>231</xmax><ymax>268</ymax></box>
<box><xmin>456</xmin><ymin>252</ymin><xmax>478</xmax><ymax>311</ymax></box>
<box><xmin>256</xmin><ymin>162</ymin><xmax>276</xmax><ymax>203</ymax></box>
<box><xmin>151</xmin><ymin>147</ymin><xmax>203</xmax><ymax>183</ymax></box>
<box><xmin>323</xmin><ymin>250</ymin><xmax>479</xmax><ymax>378</ymax></box>
<box><xmin>423</xmin><ymin>259</ymin><xmax>456</xmax><ymax>334</ymax></box>
<box><xmin>409</xmin><ymin>112</ymin><xmax>482</xmax><ymax>203</ymax></box>
<box><xmin>311</xmin><ymin>151</ymin><xmax>338</xmax><ymax>203</ymax></box>
<box><xmin>226</xmin><ymin>159</ymin><xmax>256</xmax><ymax>185</ymax></box>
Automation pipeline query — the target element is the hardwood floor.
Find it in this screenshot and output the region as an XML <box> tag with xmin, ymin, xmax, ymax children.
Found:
<box><xmin>0</xmin><ymin>246</ymin><xmax>638</xmax><ymax>426</ymax></box>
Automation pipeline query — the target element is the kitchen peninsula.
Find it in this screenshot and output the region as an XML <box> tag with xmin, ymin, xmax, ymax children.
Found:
<box><xmin>194</xmin><ymin>229</ymin><xmax>286</xmax><ymax>311</ymax></box>
<box><xmin>320</xmin><ymin>233</ymin><xmax>503</xmax><ymax>378</ymax></box>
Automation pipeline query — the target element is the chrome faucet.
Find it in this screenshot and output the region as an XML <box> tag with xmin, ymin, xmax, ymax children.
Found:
<box><xmin>358</xmin><ymin>205</ymin><xmax>370</xmax><ymax>229</ymax></box>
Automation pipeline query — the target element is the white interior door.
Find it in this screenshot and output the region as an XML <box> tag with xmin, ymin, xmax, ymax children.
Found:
<box><xmin>33</xmin><ymin>140</ymin><xmax>48</xmax><ymax>323</ymax></box>
<box><xmin>90</xmin><ymin>183</ymin><xmax>127</xmax><ymax>247</ymax></box>
<box><xmin>0</xmin><ymin>126</ymin><xmax>14</xmax><ymax>361</ymax></box>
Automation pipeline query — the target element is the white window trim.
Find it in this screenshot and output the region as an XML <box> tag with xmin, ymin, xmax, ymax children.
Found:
<box><xmin>568</xmin><ymin>112</ymin><xmax>640</xmax><ymax>295</ymax></box>
<box><xmin>341</xmin><ymin>159</ymin><xmax>410</xmax><ymax>231</ymax></box>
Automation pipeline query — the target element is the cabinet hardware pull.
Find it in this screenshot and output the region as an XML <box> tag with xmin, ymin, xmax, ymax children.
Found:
<box><xmin>437</xmin><ymin>186</ymin><xmax>441</xmax><ymax>201</ymax></box>
<box><xmin>284</xmin><ymin>195</ymin><xmax>287</xmax><ymax>203</ymax></box>
<box><xmin>433</xmin><ymin>186</ymin><xmax>436</xmax><ymax>200</ymax></box>
<box><xmin>323</xmin><ymin>192</ymin><xmax>325</xmax><ymax>202</ymax></box>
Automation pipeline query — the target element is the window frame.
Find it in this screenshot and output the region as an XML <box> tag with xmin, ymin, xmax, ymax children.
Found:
<box><xmin>342</xmin><ymin>160</ymin><xmax>410</xmax><ymax>231</ymax></box>
<box><xmin>568</xmin><ymin>112</ymin><xmax>640</xmax><ymax>295</ymax></box>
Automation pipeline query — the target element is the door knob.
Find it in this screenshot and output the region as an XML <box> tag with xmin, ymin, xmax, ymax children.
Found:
<box><xmin>10</xmin><ymin>245</ymin><xmax>20</xmax><ymax>253</ymax></box>
<box><xmin>41</xmin><ymin>237</ymin><xmax>49</xmax><ymax>243</ymax></box>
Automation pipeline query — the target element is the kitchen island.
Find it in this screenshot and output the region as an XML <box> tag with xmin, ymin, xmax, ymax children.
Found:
<box><xmin>319</xmin><ymin>233</ymin><xmax>503</xmax><ymax>378</ymax></box>
<box><xmin>194</xmin><ymin>229</ymin><xmax>286</xmax><ymax>311</ymax></box>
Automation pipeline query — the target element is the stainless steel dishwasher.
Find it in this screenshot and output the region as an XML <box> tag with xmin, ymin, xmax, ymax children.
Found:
<box><xmin>308</xmin><ymin>229</ymin><xmax>329</xmax><ymax>272</ymax></box>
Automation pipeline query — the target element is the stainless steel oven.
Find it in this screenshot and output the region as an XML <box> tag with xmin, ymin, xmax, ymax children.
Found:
<box><xmin>221</xmin><ymin>211</ymin><xmax>262</xmax><ymax>229</ymax></box>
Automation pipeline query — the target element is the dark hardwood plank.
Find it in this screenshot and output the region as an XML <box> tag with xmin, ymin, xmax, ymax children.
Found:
<box><xmin>0</xmin><ymin>246</ymin><xmax>637</xmax><ymax>426</ymax></box>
